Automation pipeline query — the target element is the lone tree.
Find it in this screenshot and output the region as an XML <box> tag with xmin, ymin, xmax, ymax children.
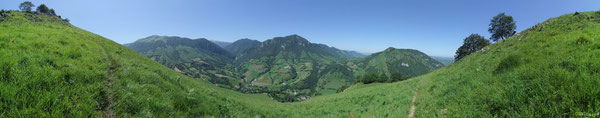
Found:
<box><xmin>37</xmin><ymin>4</ymin><xmax>49</xmax><ymax>14</ymax></box>
<box><xmin>488</xmin><ymin>13</ymin><xmax>516</xmax><ymax>42</ymax></box>
<box><xmin>19</xmin><ymin>1</ymin><xmax>35</xmax><ymax>12</ymax></box>
<box><xmin>455</xmin><ymin>34</ymin><xmax>490</xmax><ymax>61</ymax></box>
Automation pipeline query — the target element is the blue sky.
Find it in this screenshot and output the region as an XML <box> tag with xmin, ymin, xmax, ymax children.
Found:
<box><xmin>1</xmin><ymin>0</ymin><xmax>599</xmax><ymax>57</ymax></box>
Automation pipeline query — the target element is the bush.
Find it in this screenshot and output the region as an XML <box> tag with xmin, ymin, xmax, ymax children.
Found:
<box><xmin>389</xmin><ymin>73</ymin><xmax>409</xmax><ymax>82</ymax></box>
<box><xmin>355</xmin><ymin>72</ymin><xmax>409</xmax><ymax>84</ymax></box>
<box><xmin>336</xmin><ymin>85</ymin><xmax>350</xmax><ymax>93</ymax></box>
<box><xmin>356</xmin><ymin>73</ymin><xmax>385</xmax><ymax>84</ymax></box>
<box><xmin>576</xmin><ymin>36</ymin><xmax>590</xmax><ymax>45</ymax></box>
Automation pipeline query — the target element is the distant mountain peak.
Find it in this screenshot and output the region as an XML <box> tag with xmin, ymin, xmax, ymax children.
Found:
<box><xmin>225</xmin><ymin>38</ymin><xmax>262</xmax><ymax>55</ymax></box>
<box><xmin>128</xmin><ymin>35</ymin><xmax>234</xmax><ymax>59</ymax></box>
<box><xmin>385</xmin><ymin>47</ymin><xmax>396</xmax><ymax>51</ymax></box>
<box><xmin>148</xmin><ymin>35</ymin><xmax>161</xmax><ymax>38</ymax></box>
<box><xmin>195</xmin><ymin>38</ymin><xmax>209</xmax><ymax>40</ymax></box>
<box><xmin>266</xmin><ymin>34</ymin><xmax>310</xmax><ymax>45</ymax></box>
<box><xmin>238</xmin><ymin>38</ymin><xmax>253</xmax><ymax>41</ymax></box>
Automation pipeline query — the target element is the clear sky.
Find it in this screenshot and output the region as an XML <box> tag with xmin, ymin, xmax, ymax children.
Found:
<box><xmin>1</xmin><ymin>0</ymin><xmax>599</xmax><ymax>57</ymax></box>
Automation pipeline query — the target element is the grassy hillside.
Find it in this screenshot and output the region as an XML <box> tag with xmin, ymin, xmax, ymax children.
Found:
<box><xmin>410</xmin><ymin>11</ymin><xmax>600</xmax><ymax>117</ymax></box>
<box><xmin>0</xmin><ymin>11</ymin><xmax>419</xmax><ymax>117</ymax></box>
<box><xmin>3</xmin><ymin>10</ymin><xmax>599</xmax><ymax>117</ymax></box>
<box><xmin>0</xmin><ymin>11</ymin><xmax>280</xmax><ymax>117</ymax></box>
<box><xmin>268</xmin><ymin>10</ymin><xmax>600</xmax><ymax>117</ymax></box>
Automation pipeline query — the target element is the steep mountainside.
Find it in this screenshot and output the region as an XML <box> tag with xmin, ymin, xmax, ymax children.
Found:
<box><xmin>126</xmin><ymin>36</ymin><xmax>242</xmax><ymax>88</ymax></box>
<box><xmin>224</xmin><ymin>38</ymin><xmax>261</xmax><ymax>56</ymax></box>
<box><xmin>234</xmin><ymin>35</ymin><xmax>358</xmax><ymax>100</ymax></box>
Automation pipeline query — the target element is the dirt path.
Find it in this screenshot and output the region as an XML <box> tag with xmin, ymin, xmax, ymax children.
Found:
<box><xmin>102</xmin><ymin>59</ymin><xmax>116</xmax><ymax>118</ymax></box>
<box><xmin>98</xmin><ymin>45</ymin><xmax>116</xmax><ymax>118</ymax></box>
<box><xmin>408</xmin><ymin>88</ymin><xmax>418</xmax><ymax>118</ymax></box>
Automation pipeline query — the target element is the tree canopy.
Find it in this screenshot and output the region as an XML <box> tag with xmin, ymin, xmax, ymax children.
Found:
<box><xmin>488</xmin><ymin>13</ymin><xmax>516</xmax><ymax>42</ymax></box>
<box><xmin>455</xmin><ymin>34</ymin><xmax>490</xmax><ymax>61</ymax></box>
<box><xmin>19</xmin><ymin>1</ymin><xmax>35</xmax><ymax>12</ymax></box>
<box><xmin>36</xmin><ymin>4</ymin><xmax>49</xmax><ymax>14</ymax></box>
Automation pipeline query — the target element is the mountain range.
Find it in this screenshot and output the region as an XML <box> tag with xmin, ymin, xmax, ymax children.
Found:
<box><xmin>126</xmin><ymin>34</ymin><xmax>442</xmax><ymax>101</ymax></box>
<box><xmin>210</xmin><ymin>40</ymin><xmax>232</xmax><ymax>48</ymax></box>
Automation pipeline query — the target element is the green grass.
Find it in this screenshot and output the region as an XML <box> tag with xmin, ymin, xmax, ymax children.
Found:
<box><xmin>0</xmin><ymin>11</ymin><xmax>274</xmax><ymax>117</ymax></box>
<box><xmin>2</xmin><ymin>10</ymin><xmax>600</xmax><ymax>117</ymax></box>
<box><xmin>411</xmin><ymin>11</ymin><xmax>600</xmax><ymax>117</ymax></box>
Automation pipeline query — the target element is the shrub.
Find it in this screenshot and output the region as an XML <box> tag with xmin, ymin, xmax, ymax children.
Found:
<box><xmin>356</xmin><ymin>73</ymin><xmax>383</xmax><ymax>84</ymax></box>
<box><xmin>336</xmin><ymin>85</ymin><xmax>350</xmax><ymax>93</ymax></box>
<box><xmin>354</xmin><ymin>72</ymin><xmax>407</xmax><ymax>84</ymax></box>
<box><xmin>389</xmin><ymin>73</ymin><xmax>409</xmax><ymax>82</ymax></box>
<box><xmin>576</xmin><ymin>36</ymin><xmax>590</xmax><ymax>45</ymax></box>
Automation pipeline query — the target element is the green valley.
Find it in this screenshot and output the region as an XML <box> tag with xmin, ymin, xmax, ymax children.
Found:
<box><xmin>127</xmin><ymin>34</ymin><xmax>441</xmax><ymax>102</ymax></box>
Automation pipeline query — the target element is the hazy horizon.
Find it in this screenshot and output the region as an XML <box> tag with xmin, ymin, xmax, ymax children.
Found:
<box><xmin>1</xmin><ymin>0</ymin><xmax>598</xmax><ymax>57</ymax></box>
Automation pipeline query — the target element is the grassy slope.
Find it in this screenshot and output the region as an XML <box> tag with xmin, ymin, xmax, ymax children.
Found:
<box><xmin>0</xmin><ymin>11</ymin><xmax>281</xmax><ymax>117</ymax></box>
<box><xmin>269</xmin><ymin>11</ymin><xmax>600</xmax><ymax>117</ymax></box>
<box><xmin>412</xmin><ymin>11</ymin><xmax>600</xmax><ymax>117</ymax></box>
<box><xmin>2</xmin><ymin>10</ymin><xmax>600</xmax><ymax>117</ymax></box>
<box><xmin>283</xmin><ymin>11</ymin><xmax>600</xmax><ymax>117</ymax></box>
